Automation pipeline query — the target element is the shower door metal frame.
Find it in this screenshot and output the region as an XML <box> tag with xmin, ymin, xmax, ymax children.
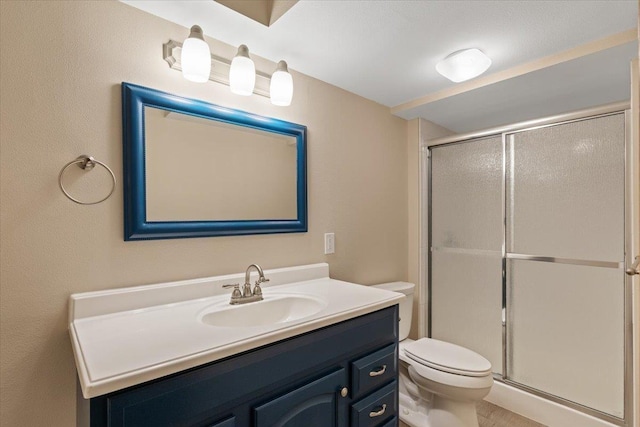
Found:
<box><xmin>425</xmin><ymin>101</ymin><xmax>634</xmax><ymax>427</ymax></box>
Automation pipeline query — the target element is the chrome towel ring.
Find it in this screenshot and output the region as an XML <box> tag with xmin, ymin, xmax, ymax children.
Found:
<box><xmin>59</xmin><ymin>155</ymin><xmax>116</xmax><ymax>205</ymax></box>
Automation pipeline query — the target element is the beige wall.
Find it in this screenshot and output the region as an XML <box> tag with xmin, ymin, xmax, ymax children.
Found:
<box><xmin>0</xmin><ymin>1</ymin><xmax>408</xmax><ymax>425</ymax></box>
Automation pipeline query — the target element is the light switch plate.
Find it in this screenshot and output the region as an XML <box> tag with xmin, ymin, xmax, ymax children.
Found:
<box><xmin>324</xmin><ymin>233</ymin><xmax>335</xmax><ymax>254</ymax></box>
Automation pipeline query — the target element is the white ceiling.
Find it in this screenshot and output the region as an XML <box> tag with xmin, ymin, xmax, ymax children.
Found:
<box><xmin>403</xmin><ymin>41</ymin><xmax>637</xmax><ymax>132</ymax></box>
<box><xmin>122</xmin><ymin>0</ymin><xmax>638</xmax><ymax>133</ymax></box>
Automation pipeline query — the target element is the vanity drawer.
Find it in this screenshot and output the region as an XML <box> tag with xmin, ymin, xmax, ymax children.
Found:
<box><xmin>350</xmin><ymin>381</ymin><xmax>397</xmax><ymax>427</ymax></box>
<box><xmin>379</xmin><ymin>416</ymin><xmax>398</xmax><ymax>427</ymax></box>
<box><xmin>208</xmin><ymin>417</ymin><xmax>235</xmax><ymax>427</ymax></box>
<box><xmin>351</xmin><ymin>343</ymin><xmax>397</xmax><ymax>397</ymax></box>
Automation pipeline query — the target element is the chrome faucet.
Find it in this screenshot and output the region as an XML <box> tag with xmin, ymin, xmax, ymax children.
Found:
<box><xmin>244</xmin><ymin>264</ymin><xmax>268</xmax><ymax>297</ymax></box>
<box><xmin>222</xmin><ymin>264</ymin><xmax>269</xmax><ymax>305</ymax></box>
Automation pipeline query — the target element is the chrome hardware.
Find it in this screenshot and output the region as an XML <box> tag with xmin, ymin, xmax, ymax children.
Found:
<box><xmin>340</xmin><ymin>387</ymin><xmax>348</xmax><ymax>398</ymax></box>
<box><xmin>369</xmin><ymin>365</ymin><xmax>387</xmax><ymax>377</ymax></box>
<box><xmin>245</xmin><ymin>264</ymin><xmax>269</xmax><ymax>287</ymax></box>
<box><xmin>223</xmin><ymin>281</ymin><xmax>262</xmax><ymax>304</ymax></box>
<box><xmin>243</xmin><ymin>264</ymin><xmax>269</xmax><ymax>298</ymax></box>
<box><xmin>59</xmin><ymin>155</ymin><xmax>116</xmax><ymax>205</ymax></box>
<box><xmin>626</xmin><ymin>256</ymin><xmax>640</xmax><ymax>276</ymax></box>
<box><xmin>369</xmin><ymin>404</ymin><xmax>386</xmax><ymax>418</ymax></box>
<box><xmin>224</xmin><ymin>264</ymin><xmax>270</xmax><ymax>305</ymax></box>
<box><xmin>506</xmin><ymin>252</ymin><xmax>622</xmax><ymax>269</ymax></box>
<box><xmin>241</xmin><ymin>282</ymin><xmax>253</xmax><ymax>298</ymax></box>
<box><xmin>222</xmin><ymin>283</ymin><xmax>243</xmax><ymax>304</ymax></box>
<box><xmin>253</xmin><ymin>281</ymin><xmax>264</xmax><ymax>298</ymax></box>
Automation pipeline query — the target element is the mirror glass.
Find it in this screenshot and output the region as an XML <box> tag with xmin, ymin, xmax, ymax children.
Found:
<box><xmin>144</xmin><ymin>107</ymin><xmax>298</xmax><ymax>221</ymax></box>
<box><xmin>122</xmin><ymin>83</ymin><xmax>307</xmax><ymax>241</ymax></box>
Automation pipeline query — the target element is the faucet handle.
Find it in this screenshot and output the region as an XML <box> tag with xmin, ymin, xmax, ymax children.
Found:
<box><xmin>253</xmin><ymin>282</ymin><xmax>263</xmax><ymax>297</ymax></box>
<box><xmin>252</xmin><ymin>276</ymin><xmax>268</xmax><ymax>298</ymax></box>
<box><xmin>222</xmin><ymin>283</ymin><xmax>242</xmax><ymax>299</ymax></box>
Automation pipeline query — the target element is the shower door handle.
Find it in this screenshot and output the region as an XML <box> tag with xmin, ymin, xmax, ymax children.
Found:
<box><xmin>626</xmin><ymin>256</ymin><xmax>640</xmax><ymax>276</ymax></box>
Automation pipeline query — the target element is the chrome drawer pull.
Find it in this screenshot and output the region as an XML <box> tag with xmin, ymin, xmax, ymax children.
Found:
<box><xmin>369</xmin><ymin>404</ymin><xmax>387</xmax><ymax>418</ymax></box>
<box><xmin>369</xmin><ymin>365</ymin><xmax>387</xmax><ymax>377</ymax></box>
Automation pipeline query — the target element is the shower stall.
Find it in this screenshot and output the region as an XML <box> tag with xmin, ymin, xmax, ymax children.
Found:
<box><xmin>423</xmin><ymin>103</ymin><xmax>636</xmax><ymax>426</ymax></box>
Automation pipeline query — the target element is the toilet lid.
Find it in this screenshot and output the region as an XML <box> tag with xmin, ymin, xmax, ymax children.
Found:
<box><xmin>403</xmin><ymin>338</ymin><xmax>492</xmax><ymax>377</ymax></box>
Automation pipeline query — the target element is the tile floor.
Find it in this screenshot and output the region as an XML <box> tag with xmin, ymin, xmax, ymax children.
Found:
<box><xmin>398</xmin><ymin>400</ymin><xmax>546</xmax><ymax>427</ymax></box>
<box><xmin>477</xmin><ymin>400</ymin><xmax>546</xmax><ymax>427</ymax></box>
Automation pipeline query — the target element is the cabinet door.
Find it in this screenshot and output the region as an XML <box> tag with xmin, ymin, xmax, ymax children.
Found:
<box><xmin>253</xmin><ymin>369</ymin><xmax>348</xmax><ymax>427</ymax></box>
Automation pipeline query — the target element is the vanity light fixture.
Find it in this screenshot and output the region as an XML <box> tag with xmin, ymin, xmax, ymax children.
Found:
<box><xmin>270</xmin><ymin>61</ymin><xmax>293</xmax><ymax>106</ymax></box>
<box><xmin>229</xmin><ymin>44</ymin><xmax>256</xmax><ymax>96</ymax></box>
<box><xmin>180</xmin><ymin>25</ymin><xmax>211</xmax><ymax>83</ymax></box>
<box><xmin>436</xmin><ymin>48</ymin><xmax>492</xmax><ymax>83</ymax></box>
<box><xmin>164</xmin><ymin>29</ymin><xmax>294</xmax><ymax>105</ymax></box>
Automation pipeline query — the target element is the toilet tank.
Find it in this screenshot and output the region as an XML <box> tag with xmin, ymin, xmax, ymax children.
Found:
<box><xmin>372</xmin><ymin>282</ymin><xmax>415</xmax><ymax>341</ymax></box>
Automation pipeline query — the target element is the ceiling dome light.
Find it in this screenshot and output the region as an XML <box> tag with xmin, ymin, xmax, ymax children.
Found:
<box><xmin>181</xmin><ymin>25</ymin><xmax>211</xmax><ymax>83</ymax></box>
<box><xmin>436</xmin><ymin>48</ymin><xmax>492</xmax><ymax>83</ymax></box>
<box><xmin>270</xmin><ymin>61</ymin><xmax>293</xmax><ymax>106</ymax></box>
<box><xmin>229</xmin><ymin>45</ymin><xmax>256</xmax><ymax>96</ymax></box>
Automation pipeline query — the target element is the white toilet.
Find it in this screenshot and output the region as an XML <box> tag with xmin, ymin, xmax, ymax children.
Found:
<box><xmin>373</xmin><ymin>282</ymin><xmax>493</xmax><ymax>427</ymax></box>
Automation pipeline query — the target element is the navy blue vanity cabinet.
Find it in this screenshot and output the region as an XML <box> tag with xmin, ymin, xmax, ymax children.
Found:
<box><xmin>89</xmin><ymin>305</ymin><xmax>398</xmax><ymax>427</ymax></box>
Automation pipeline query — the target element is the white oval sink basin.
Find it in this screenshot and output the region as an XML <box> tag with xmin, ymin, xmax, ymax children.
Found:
<box><xmin>200</xmin><ymin>295</ymin><xmax>327</xmax><ymax>328</ymax></box>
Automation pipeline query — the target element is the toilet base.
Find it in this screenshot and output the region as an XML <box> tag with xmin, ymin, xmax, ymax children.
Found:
<box><xmin>398</xmin><ymin>391</ymin><xmax>480</xmax><ymax>427</ymax></box>
<box><xmin>398</xmin><ymin>391</ymin><xmax>429</xmax><ymax>427</ymax></box>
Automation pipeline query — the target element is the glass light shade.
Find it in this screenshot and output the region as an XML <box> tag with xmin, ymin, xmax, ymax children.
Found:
<box><xmin>181</xmin><ymin>26</ymin><xmax>211</xmax><ymax>83</ymax></box>
<box><xmin>270</xmin><ymin>61</ymin><xmax>293</xmax><ymax>106</ymax></box>
<box><xmin>229</xmin><ymin>45</ymin><xmax>256</xmax><ymax>96</ymax></box>
<box><xmin>436</xmin><ymin>48</ymin><xmax>492</xmax><ymax>83</ymax></box>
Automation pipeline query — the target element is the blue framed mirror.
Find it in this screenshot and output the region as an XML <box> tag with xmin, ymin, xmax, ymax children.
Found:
<box><xmin>122</xmin><ymin>83</ymin><xmax>307</xmax><ymax>240</ymax></box>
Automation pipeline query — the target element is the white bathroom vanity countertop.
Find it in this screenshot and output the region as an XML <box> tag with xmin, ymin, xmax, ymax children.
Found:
<box><xmin>69</xmin><ymin>263</ymin><xmax>403</xmax><ymax>398</ymax></box>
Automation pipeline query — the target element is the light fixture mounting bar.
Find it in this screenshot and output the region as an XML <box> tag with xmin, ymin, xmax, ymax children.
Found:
<box><xmin>163</xmin><ymin>40</ymin><xmax>271</xmax><ymax>98</ymax></box>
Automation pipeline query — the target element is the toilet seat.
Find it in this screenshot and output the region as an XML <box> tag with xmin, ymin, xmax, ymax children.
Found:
<box><xmin>403</xmin><ymin>338</ymin><xmax>492</xmax><ymax>377</ymax></box>
<box><xmin>399</xmin><ymin>340</ymin><xmax>494</xmax><ymax>391</ymax></box>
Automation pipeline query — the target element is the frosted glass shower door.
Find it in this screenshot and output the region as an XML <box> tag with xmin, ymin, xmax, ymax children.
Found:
<box><xmin>506</xmin><ymin>113</ymin><xmax>626</xmax><ymax>417</ymax></box>
<box><xmin>430</xmin><ymin>136</ymin><xmax>503</xmax><ymax>374</ymax></box>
